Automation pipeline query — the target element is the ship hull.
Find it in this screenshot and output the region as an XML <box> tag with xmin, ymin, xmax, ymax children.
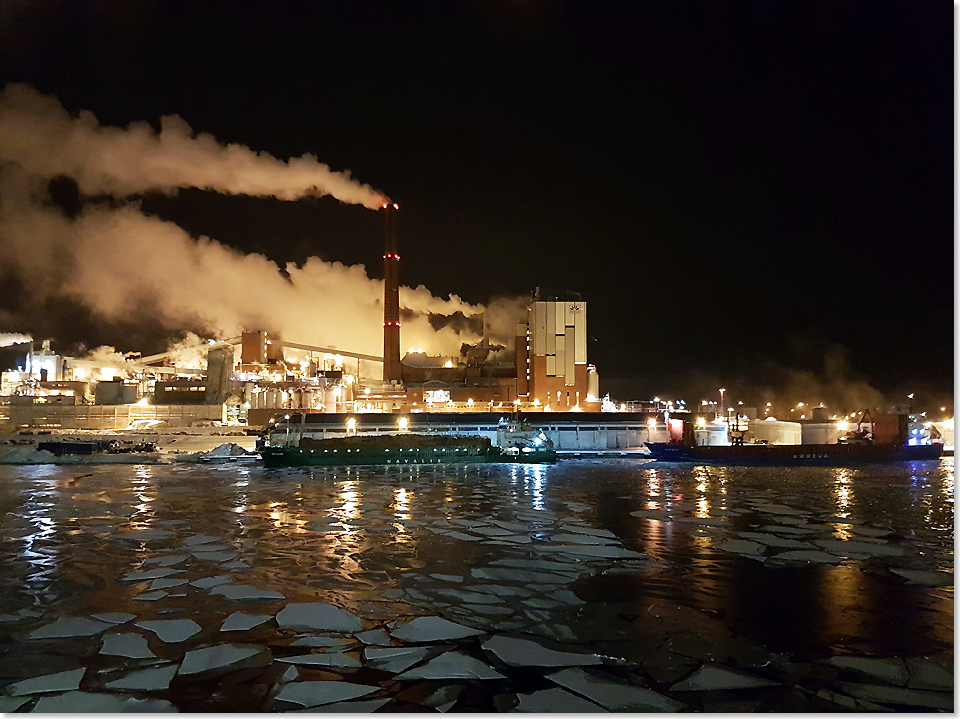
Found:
<box><xmin>645</xmin><ymin>442</ymin><xmax>944</xmax><ymax>466</ymax></box>
<box><xmin>260</xmin><ymin>445</ymin><xmax>557</xmax><ymax>468</ymax></box>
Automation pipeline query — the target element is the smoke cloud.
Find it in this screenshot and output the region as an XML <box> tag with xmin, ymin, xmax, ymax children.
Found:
<box><xmin>0</xmin><ymin>333</ymin><xmax>32</xmax><ymax>347</ymax></box>
<box><xmin>0</xmin><ymin>86</ymin><xmax>528</xmax><ymax>370</ymax></box>
<box><xmin>0</xmin><ymin>84</ymin><xmax>388</xmax><ymax>208</ymax></box>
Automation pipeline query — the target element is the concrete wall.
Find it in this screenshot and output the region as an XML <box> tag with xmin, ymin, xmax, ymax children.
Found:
<box><xmin>1</xmin><ymin>403</ymin><xmax>226</xmax><ymax>430</ymax></box>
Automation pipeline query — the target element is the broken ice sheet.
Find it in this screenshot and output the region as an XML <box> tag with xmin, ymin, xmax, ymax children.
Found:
<box><xmin>814</xmin><ymin>539</ymin><xmax>905</xmax><ymax>557</ymax></box>
<box><xmin>181</xmin><ymin>534</ymin><xmax>221</xmax><ymax>546</ymax></box>
<box><xmin>100</xmin><ymin>632</ymin><xmax>156</xmax><ymax>659</ymax></box>
<box><xmin>91</xmin><ymin>612</ymin><xmax>136</xmax><ymax>625</ymax></box>
<box><xmin>122</xmin><ymin>568</ymin><xmax>185</xmax><ymax>582</ymax></box>
<box><xmin>767</xmin><ymin>550</ymin><xmax>842</xmax><ymax>565</ymax></box>
<box><xmin>104</xmin><ymin>663</ymin><xmax>178</xmax><ymax>691</ymax></box>
<box><xmin>133</xmin><ymin>590</ymin><xmax>169</xmax><ymax>601</ymax></box>
<box><xmin>221</xmin><ymin>612</ymin><xmax>273</xmax><ymax>632</ymax></box>
<box><xmin>396</xmin><ymin>651</ymin><xmax>505</xmax><ymax>680</ymax></box>
<box><xmin>7</xmin><ymin>667</ymin><xmax>86</xmax><ymax>696</ymax></box>
<box><xmin>889</xmin><ymin>569</ymin><xmax>953</xmax><ymax>587</ymax></box>
<box><xmin>273</xmin><ymin>680</ymin><xmax>378</xmax><ymax>708</ymax></box>
<box><xmin>210</xmin><ymin>584</ymin><xmax>284</xmax><ymax>601</ymax></box>
<box><xmin>135</xmin><ymin>618</ymin><xmax>202</xmax><ymax>643</ymax></box>
<box><xmin>190</xmin><ymin>575</ymin><xmax>233</xmax><ymax>589</ymax></box>
<box><xmin>547</xmin><ymin>667</ymin><xmax>685</xmax><ymax>712</ymax></box>
<box><xmin>149</xmin><ymin>577</ymin><xmax>189</xmax><ymax>590</ymax></box>
<box><xmin>482</xmin><ymin>635</ymin><xmax>603</xmax><ymax>667</ymax></box>
<box><xmin>390</xmin><ymin>616</ymin><xmax>485</xmax><ymax>642</ymax></box>
<box><xmin>32</xmin><ymin>692</ymin><xmax>176</xmax><ymax>713</ymax></box>
<box><xmin>828</xmin><ymin>656</ymin><xmax>909</xmax><ymax>685</ymax></box>
<box><xmin>143</xmin><ymin>554</ymin><xmax>189</xmax><ymax>566</ymax></box>
<box><xmin>296</xmin><ymin>698</ymin><xmax>391</xmax><ymax>712</ymax></box>
<box><xmin>514</xmin><ymin>687</ymin><xmax>608</xmax><ymax>712</ymax></box>
<box><xmin>429</xmin><ymin>573</ymin><xmax>464</xmax><ymax>583</ymax></box>
<box><xmin>29</xmin><ymin>616</ymin><xmax>112</xmax><ymax>639</ymax></box>
<box><xmin>538</xmin><ymin>544</ymin><xmax>648</xmax><ymax>559</ymax></box>
<box><xmin>276</xmin><ymin>652</ymin><xmax>362</xmax><ymax>669</ymax></box>
<box><xmin>276</xmin><ymin>602</ymin><xmax>363</xmax><ymax>632</ymax></box>
<box><xmin>365</xmin><ymin>646</ymin><xmax>433</xmax><ymax>674</ymax></box>
<box><xmin>177</xmin><ymin>643</ymin><xmax>271</xmax><ymax>677</ymax></box>
<box><xmin>670</xmin><ymin>664</ymin><xmax>780</xmax><ymax>691</ymax></box>
<box><xmin>0</xmin><ymin>697</ymin><xmax>30</xmax><ymax>712</ymax></box>
<box><xmin>192</xmin><ymin>550</ymin><xmax>238</xmax><ymax>562</ymax></box>
<box><xmin>354</xmin><ymin>628</ymin><xmax>391</xmax><ymax>646</ymax></box>
<box><xmin>834</xmin><ymin>681</ymin><xmax>954</xmax><ymax>711</ymax></box>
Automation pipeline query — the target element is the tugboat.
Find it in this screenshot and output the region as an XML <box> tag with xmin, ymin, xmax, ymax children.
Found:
<box><xmin>645</xmin><ymin>412</ymin><xmax>944</xmax><ymax>466</ymax></box>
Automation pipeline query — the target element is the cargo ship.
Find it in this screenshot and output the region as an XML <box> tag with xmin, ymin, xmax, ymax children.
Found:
<box><xmin>645</xmin><ymin>412</ymin><xmax>944</xmax><ymax>466</ymax></box>
<box><xmin>644</xmin><ymin>441</ymin><xmax>943</xmax><ymax>466</ymax></box>
<box><xmin>259</xmin><ymin>431</ymin><xmax>556</xmax><ymax>468</ymax></box>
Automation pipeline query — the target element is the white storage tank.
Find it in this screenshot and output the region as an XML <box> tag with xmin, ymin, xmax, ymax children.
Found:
<box><xmin>695</xmin><ymin>422</ymin><xmax>730</xmax><ymax>446</ymax></box>
<box><xmin>586</xmin><ymin>365</ymin><xmax>600</xmax><ymax>401</ymax></box>
<box><xmin>749</xmin><ymin>419</ymin><xmax>802</xmax><ymax>445</ymax></box>
<box><xmin>801</xmin><ymin>422</ymin><xmax>841</xmax><ymax>445</ymax></box>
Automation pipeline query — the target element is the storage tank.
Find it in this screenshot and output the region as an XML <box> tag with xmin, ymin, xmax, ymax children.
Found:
<box><xmin>749</xmin><ymin>419</ymin><xmax>802</xmax><ymax>445</ymax></box>
<box><xmin>324</xmin><ymin>387</ymin><xmax>339</xmax><ymax>413</ymax></box>
<box><xmin>801</xmin><ymin>422</ymin><xmax>840</xmax><ymax>445</ymax></box>
<box><xmin>586</xmin><ymin>365</ymin><xmax>599</xmax><ymax>401</ymax></box>
<box><xmin>695</xmin><ymin>422</ymin><xmax>730</xmax><ymax>446</ymax></box>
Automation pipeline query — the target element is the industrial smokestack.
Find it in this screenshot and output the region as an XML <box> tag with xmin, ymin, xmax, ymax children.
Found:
<box><xmin>382</xmin><ymin>203</ymin><xmax>401</xmax><ymax>382</ymax></box>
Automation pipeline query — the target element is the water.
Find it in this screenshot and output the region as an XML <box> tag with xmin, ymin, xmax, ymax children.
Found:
<box><xmin>0</xmin><ymin>458</ymin><xmax>952</xmax><ymax>711</ymax></box>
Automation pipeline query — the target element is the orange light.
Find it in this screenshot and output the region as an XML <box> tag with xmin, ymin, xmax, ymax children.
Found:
<box><xmin>393</xmin><ymin>203</ymin><xmax>399</xmax><ymax>209</ymax></box>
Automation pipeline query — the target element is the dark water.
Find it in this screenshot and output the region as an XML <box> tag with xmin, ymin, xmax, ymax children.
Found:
<box><xmin>0</xmin><ymin>457</ymin><xmax>952</xmax><ymax>711</ymax></box>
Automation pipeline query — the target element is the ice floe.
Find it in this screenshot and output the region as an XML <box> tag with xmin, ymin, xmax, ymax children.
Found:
<box><xmin>220</xmin><ymin>612</ymin><xmax>273</xmax><ymax>632</ymax></box>
<box><xmin>364</xmin><ymin>646</ymin><xmax>433</xmax><ymax>674</ymax></box>
<box><xmin>889</xmin><ymin>568</ymin><xmax>953</xmax><ymax>587</ymax></box>
<box><xmin>6</xmin><ymin>667</ymin><xmax>86</xmax><ymax>695</ymax></box>
<box><xmin>273</xmin><ymin>680</ymin><xmax>378</xmax><ymax>708</ymax></box>
<box><xmin>210</xmin><ymin>584</ymin><xmax>284</xmax><ymax>601</ymax></box>
<box><xmin>390</xmin><ymin>616</ymin><xmax>485</xmax><ymax>642</ymax></box>
<box><xmin>547</xmin><ymin>667</ymin><xmax>685</xmax><ymax>711</ymax></box>
<box><xmin>177</xmin><ymin>643</ymin><xmax>271</xmax><ymax>678</ymax></box>
<box><xmin>396</xmin><ymin>650</ymin><xmax>505</xmax><ymax>680</ymax></box>
<box><xmin>513</xmin><ymin>687</ymin><xmax>608</xmax><ymax>712</ymax></box>
<box><xmin>28</xmin><ymin>616</ymin><xmax>111</xmax><ymax>639</ymax></box>
<box><xmin>100</xmin><ymin>632</ymin><xmax>156</xmax><ymax>659</ymax></box>
<box><xmin>828</xmin><ymin>656</ymin><xmax>909</xmax><ymax>685</ymax></box>
<box><xmin>276</xmin><ymin>652</ymin><xmax>362</xmax><ymax>669</ymax></box>
<box><xmin>104</xmin><ymin>662</ymin><xmax>179</xmax><ymax>690</ymax></box>
<box><xmin>32</xmin><ymin>692</ymin><xmax>176</xmax><ymax>712</ymax></box>
<box><xmin>670</xmin><ymin>664</ymin><xmax>780</xmax><ymax>691</ymax></box>
<box><xmin>91</xmin><ymin>612</ymin><xmax>136</xmax><ymax>625</ymax></box>
<box><xmin>275</xmin><ymin>602</ymin><xmax>364</xmax><ymax>632</ymax></box>
<box><xmin>135</xmin><ymin>619</ymin><xmax>202</xmax><ymax>643</ymax></box>
<box><xmin>482</xmin><ymin>635</ymin><xmax>603</xmax><ymax>667</ymax></box>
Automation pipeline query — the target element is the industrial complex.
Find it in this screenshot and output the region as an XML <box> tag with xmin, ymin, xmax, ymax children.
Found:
<box><xmin>0</xmin><ymin>205</ymin><xmax>950</xmax><ymax>456</ymax></box>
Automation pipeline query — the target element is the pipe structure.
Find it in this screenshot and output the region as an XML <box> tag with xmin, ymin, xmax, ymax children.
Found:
<box><xmin>382</xmin><ymin>203</ymin><xmax>401</xmax><ymax>382</ymax></box>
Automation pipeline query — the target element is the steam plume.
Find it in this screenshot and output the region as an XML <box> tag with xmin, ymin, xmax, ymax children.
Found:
<box><xmin>0</xmin><ymin>84</ymin><xmax>388</xmax><ymax>208</ymax></box>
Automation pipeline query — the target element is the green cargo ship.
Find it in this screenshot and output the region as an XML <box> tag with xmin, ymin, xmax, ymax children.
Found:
<box><xmin>260</xmin><ymin>432</ymin><xmax>556</xmax><ymax>468</ymax></box>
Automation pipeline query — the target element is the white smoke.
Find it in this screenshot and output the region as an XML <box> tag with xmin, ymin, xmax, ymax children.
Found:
<box><xmin>0</xmin><ymin>85</ymin><xmax>529</xmax><ymax>369</ymax></box>
<box><xmin>0</xmin><ymin>333</ymin><xmax>32</xmax><ymax>347</ymax></box>
<box><xmin>0</xmin><ymin>84</ymin><xmax>388</xmax><ymax>208</ymax></box>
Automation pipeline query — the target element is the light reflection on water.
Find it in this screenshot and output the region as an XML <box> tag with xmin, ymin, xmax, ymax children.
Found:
<box><xmin>0</xmin><ymin>458</ymin><xmax>952</xmax><ymax>662</ymax></box>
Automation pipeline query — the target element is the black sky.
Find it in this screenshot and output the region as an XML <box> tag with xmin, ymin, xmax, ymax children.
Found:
<box><xmin>0</xmin><ymin>1</ymin><xmax>953</xmax><ymax>408</ymax></box>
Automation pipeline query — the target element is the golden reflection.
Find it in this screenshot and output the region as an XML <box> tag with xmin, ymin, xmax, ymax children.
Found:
<box><xmin>942</xmin><ymin>457</ymin><xmax>954</xmax><ymax>502</ymax></box>
<box><xmin>833</xmin><ymin>468</ymin><xmax>853</xmax><ymax>517</ymax></box>
<box><xmin>696</xmin><ymin>496</ymin><xmax>710</xmax><ymax>518</ymax></box>
<box><xmin>394</xmin><ymin>487</ymin><xmax>411</xmax><ymax>520</ymax></box>
<box><xmin>644</xmin><ymin>469</ymin><xmax>660</xmax><ymax>497</ymax></box>
<box><xmin>334</xmin><ymin>481</ymin><xmax>360</xmax><ymax>540</ymax></box>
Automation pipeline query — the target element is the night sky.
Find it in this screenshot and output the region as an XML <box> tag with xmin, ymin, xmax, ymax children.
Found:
<box><xmin>0</xmin><ymin>2</ymin><xmax>953</xmax><ymax>411</ymax></box>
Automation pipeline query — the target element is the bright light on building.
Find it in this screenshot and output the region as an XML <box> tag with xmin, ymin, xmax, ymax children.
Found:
<box><xmin>444</xmin><ymin>360</ymin><xmax>453</xmax><ymax>368</ymax></box>
<box><xmin>398</xmin><ymin>417</ymin><xmax>408</xmax><ymax>431</ymax></box>
<box><xmin>837</xmin><ymin>420</ymin><xmax>849</xmax><ymax>432</ymax></box>
<box><xmin>696</xmin><ymin>417</ymin><xmax>706</xmax><ymax>428</ymax></box>
<box><xmin>467</xmin><ymin>398</ymin><xmax>474</xmax><ymax>407</ymax></box>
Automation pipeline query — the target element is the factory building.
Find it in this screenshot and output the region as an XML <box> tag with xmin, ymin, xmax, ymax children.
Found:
<box><xmin>0</xmin><ymin>205</ymin><xmax>603</xmax><ymax>429</ymax></box>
